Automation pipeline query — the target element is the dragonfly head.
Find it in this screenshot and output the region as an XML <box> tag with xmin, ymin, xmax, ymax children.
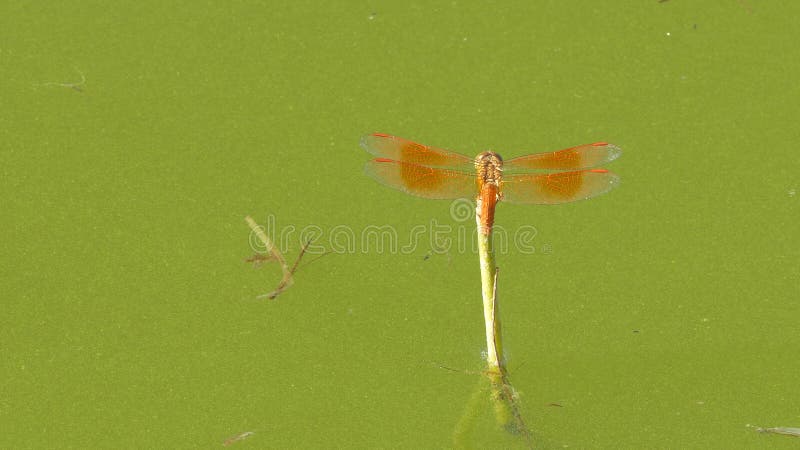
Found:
<box><xmin>475</xmin><ymin>151</ymin><xmax>503</xmax><ymax>185</ymax></box>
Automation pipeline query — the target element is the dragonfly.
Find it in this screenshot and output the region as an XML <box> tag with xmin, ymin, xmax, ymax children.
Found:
<box><xmin>360</xmin><ymin>133</ymin><xmax>621</xmax><ymax>234</ymax></box>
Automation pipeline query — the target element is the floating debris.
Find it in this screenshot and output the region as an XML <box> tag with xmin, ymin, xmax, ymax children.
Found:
<box><xmin>244</xmin><ymin>253</ymin><xmax>277</xmax><ymax>268</ymax></box>
<box><xmin>752</xmin><ymin>425</ymin><xmax>800</xmax><ymax>437</ymax></box>
<box><xmin>40</xmin><ymin>66</ymin><xmax>86</xmax><ymax>92</ymax></box>
<box><xmin>223</xmin><ymin>431</ymin><xmax>254</xmax><ymax>446</ymax></box>
<box><xmin>245</xmin><ymin>216</ymin><xmax>329</xmax><ymax>300</ymax></box>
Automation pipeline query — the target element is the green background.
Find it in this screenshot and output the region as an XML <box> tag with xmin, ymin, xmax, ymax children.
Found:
<box><xmin>2</xmin><ymin>1</ymin><xmax>798</xmax><ymax>448</ymax></box>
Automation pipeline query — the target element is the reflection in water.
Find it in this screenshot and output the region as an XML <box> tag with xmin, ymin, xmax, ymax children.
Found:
<box><xmin>452</xmin><ymin>366</ymin><xmax>533</xmax><ymax>449</ymax></box>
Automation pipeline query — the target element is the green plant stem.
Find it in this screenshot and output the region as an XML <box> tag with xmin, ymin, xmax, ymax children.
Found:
<box><xmin>476</xmin><ymin>204</ymin><xmax>504</xmax><ymax>370</ymax></box>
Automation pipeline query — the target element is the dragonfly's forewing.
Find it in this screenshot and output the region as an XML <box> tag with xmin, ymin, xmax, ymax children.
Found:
<box><xmin>361</xmin><ymin>133</ymin><xmax>474</xmax><ymax>169</ymax></box>
<box><xmin>504</xmin><ymin>142</ymin><xmax>622</xmax><ymax>171</ymax></box>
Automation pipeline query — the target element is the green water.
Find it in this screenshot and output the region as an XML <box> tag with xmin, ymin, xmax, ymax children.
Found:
<box><xmin>2</xmin><ymin>1</ymin><xmax>798</xmax><ymax>448</ymax></box>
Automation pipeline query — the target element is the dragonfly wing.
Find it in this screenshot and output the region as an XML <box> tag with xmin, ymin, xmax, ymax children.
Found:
<box><xmin>501</xmin><ymin>169</ymin><xmax>620</xmax><ymax>204</ymax></box>
<box><xmin>365</xmin><ymin>158</ymin><xmax>478</xmax><ymax>200</ymax></box>
<box><xmin>504</xmin><ymin>142</ymin><xmax>622</xmax><ymax>171</ymax></box>
<box><xmin>360</xmin><ymin>133</ymin><xmax>474</xmax><ymax>169</ymax></box>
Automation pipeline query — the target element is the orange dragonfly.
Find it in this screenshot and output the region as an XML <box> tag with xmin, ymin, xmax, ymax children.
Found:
<box><xmin>360</xmin><ymin>133</ymin><xmax>621</xmax><ymax>235</ymax></box>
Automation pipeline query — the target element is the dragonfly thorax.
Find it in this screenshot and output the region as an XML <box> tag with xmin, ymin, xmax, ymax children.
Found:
<box><xmin>475</xmin><ymin>151</ymin><xmax>503</xmax><ymax>185</ymax></box>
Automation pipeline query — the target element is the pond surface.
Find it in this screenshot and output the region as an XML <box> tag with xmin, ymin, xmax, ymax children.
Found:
<box><xmin>2</xmin><ymin>1</ymin><xmax>798</xmax><ymax>447</ymax></box>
